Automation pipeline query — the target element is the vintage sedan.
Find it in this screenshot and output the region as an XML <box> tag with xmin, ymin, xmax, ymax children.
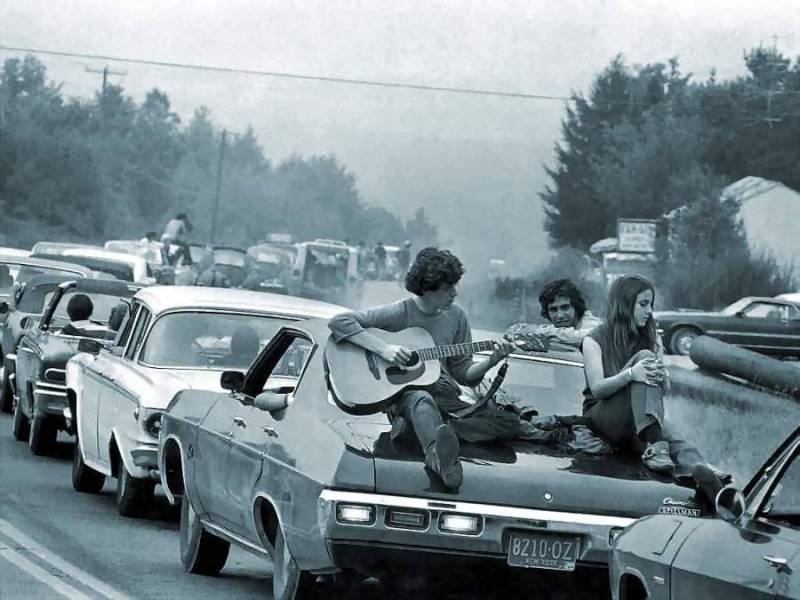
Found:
<box><xmin>33</xmin><ymin>247</ymin><xmax>154</xmax><ymax>284</ymax></box>
<box><xmin>611</xmin><ymin>426</ymin><xmax>799</xmax><ymax>600</ymax></box>
<box><xmin>67</xmin><ymin>287</ymin><xmax>345</xmax><ymax>518</ymax></box>
<box><xmin>12</xmin><ymin>279</ymin><xmax>137</xmax><ymax>455</ymax></box>
<box><xmin>104</xmin><ymin>240</ymin><xmax>177</xmax><ymax>285</ymax></box>
<box><xmin>159</xmin><ymin>319</ymin><xmax>712</xmax><ymax>599</ymax></box>
<box><xmin>1</xmin><ymin>274</ymin><xmax>96</xmax><ymax>413</ymax></box>
<box><xmin>656</xmin><ymin>296</ymin><xmax>800</xmax><ymax>356</ymax></box>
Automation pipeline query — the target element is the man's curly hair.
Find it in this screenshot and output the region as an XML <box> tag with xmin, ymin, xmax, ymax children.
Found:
<box><xmin>538</xmin><ymin>278</ymin><xmax>586</xmax><ymax>321</ymax></box>
<box><xmin>404</xmin><ymin>247</ymin><xmax>465</xmax><ymax>295</ymax></box>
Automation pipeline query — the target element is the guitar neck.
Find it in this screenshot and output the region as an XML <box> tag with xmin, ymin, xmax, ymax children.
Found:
<box><xmin>416</xmin><ymin>340</ymin><xmax>495</xmax><ymax>361</ymax></box>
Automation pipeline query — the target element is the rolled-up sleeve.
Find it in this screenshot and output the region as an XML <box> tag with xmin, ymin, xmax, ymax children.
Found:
<box><xmin>328</xmin><ymin>301</ymin><xmax>406</xmax><ymax>343</ymax></box>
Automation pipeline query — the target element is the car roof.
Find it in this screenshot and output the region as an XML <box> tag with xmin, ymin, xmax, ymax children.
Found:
<box><xmin>0</xmin><ymin>254</ymin><xmax>95</xmax><ymax>276</ymax></box>
<box><xmin>133</xmin><ymin>286</ymin><xmax>347</xmax><ymax>318</ymax></box>
<box><xmin>61</xmin><ymin>247</ymin><xmax>148</xmax><ymax>267</ymax></box>
<box><xmin>736</xmin><ymin>296</ymin><xmax>797</xmax><ymax>306</ymax></box>
<box><xmin>0</xmin><ymin>247</ymin><xmax>31</xmax><ymax>258</ymax></box>
<box><xmin>774</xmin><ymin>292</ymin><xmax>800</xmax><ymax>304</ymax></box>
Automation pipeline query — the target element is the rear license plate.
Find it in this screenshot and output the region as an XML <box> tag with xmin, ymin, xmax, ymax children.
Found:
<box><xmin>507</xmin><ymin>532</ymin><xmax>579</xmax><ymax>571</ymax></box>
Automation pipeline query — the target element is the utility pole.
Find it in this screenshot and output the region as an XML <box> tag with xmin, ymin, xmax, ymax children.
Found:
<box><xmin>210</xmin><ymin>129</ymin><xmax>228</xmax><ymax>245</ymax></box>
<box><xmin>85</xmin><ymin>65</ymin><xmax>126</xmax><ymax>99</ymax></box>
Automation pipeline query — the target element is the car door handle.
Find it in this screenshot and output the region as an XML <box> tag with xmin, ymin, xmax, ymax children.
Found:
<box><xmin>262</xmin><ymin>425</ymin><xmax>278</xmax><ymax>438</ymax></box>
<box><xmin>763</xmin><ymin>556</ymin><xmax>792</xmax><ymax>572</ymax></box>
<box><xmin>231</xmin><ymin>416</ymin><xmax>247</xmax><ymax>428</ymax></box>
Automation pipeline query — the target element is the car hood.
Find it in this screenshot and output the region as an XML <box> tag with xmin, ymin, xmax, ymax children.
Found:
<box><xmin>337</xmin><ymin>419</ymin><xmax>705</xmax><ymax>519</ymax></box>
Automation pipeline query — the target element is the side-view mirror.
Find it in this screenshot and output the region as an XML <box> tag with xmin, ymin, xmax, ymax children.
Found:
<box><xmin>78</xmin><ymin>338</ymin><xmax>103</xmax><ymax>355</ymax></box>
<box><xmin>715</xmin><ymin>485</ymin><xmax>746</xmax><ymax>523</ymax></box>
<box><xmin>0</xmin><ymin>301</ymin><xmax>8</xmax><ymax>314</ymax></box>
<box><xmin>220</xmin><ymin>370</ymin><xmax>245</xmax><ymax>392</ymax></box>
<box><xmin>20</xmin><ymin>316</ymin><xmax>34</xmax><ymax>330</ymax></box>
<box><xmin>253</xmin><ymin>390</ymin><xmax>291</xmax><ymax>413</ymax></box>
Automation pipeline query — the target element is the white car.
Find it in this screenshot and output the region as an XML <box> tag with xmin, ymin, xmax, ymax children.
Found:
<box><xmin>65</xmin><ymin>286</ymin><xmax>345</xmax><ymax>518</ymax></box>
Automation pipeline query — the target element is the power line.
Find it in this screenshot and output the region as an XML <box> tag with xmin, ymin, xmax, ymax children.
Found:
<box><xmin>0</xmin><ymin>44</ymin><xmax>572</xmax><ymax>103</ymax></box>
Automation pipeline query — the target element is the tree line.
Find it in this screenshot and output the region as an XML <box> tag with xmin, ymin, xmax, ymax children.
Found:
<box><xmin>541</xmin><ymin>47</ymin><xmax>799</xmax><ymax>308</ymax></box>
<box><xmin>0</xmin><ymin>55</ymin><xmax>438</xmax><ymax>250</ymax></box>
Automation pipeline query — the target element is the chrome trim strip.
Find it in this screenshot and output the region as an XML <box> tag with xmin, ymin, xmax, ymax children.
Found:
<box><xmin>201</xmin><ymin>519</ymin><xmax>269</xmax><ymax>557</ymax></box>
<box><xmin>319</xmin><ymin>490</ymin><xmax>636</xmax><ymax>528</ymax></box>
<box><xmin>44</xmin><ymin>368</ymin><xmax>66</xmax><ymax>382</ymax></box>
<box><xmin>34</xmin><ymin>380</ymin><xmax>67</xmax><ymax>392</ymax></box>
<box><xmin>705</xmin><ymin>330</ymin><xmax>800</xmax><ymax>341</ymax></box>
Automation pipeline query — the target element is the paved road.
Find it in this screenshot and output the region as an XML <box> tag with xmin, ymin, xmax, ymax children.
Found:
<box><xmin>0</xmin><ymin>413</ymin><xmax>271</xmax><ymax>600</ymax></box>
<box><xmin>0</xmin><ymin>411</ymin><xmax>608</xmax><ymax>600</ymax></box>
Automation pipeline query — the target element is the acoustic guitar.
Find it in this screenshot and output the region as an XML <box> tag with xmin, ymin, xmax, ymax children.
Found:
<box><xmin>323</xmin><ymin>327</ymin><xmax>548</xmax><ymax>415</ymax></box>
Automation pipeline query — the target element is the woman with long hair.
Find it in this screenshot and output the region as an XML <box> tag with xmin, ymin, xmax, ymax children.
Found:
<box><xmin>582</xmin><ymin>275</ymin><xmax>724</xmax><ymax>500</ymax></box>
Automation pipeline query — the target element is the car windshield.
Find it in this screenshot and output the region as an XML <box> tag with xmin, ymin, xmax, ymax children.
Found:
<box><xmin>474</xmin><ymin>353</ymin><xmax>586</xmax><ymax>416</ymax></box>
<box><xmin>49</xmin><ymin>290</ymin><xmax>128</xmax><ymax>329</ymax></box>
<box><xmin>139</xmin><ymin>311</ymin><xmax>294</xmax><ymax>370</ymax></box>
<box><xmin>17</xmin><ymin>283</ymin><xmax>62</xmax><ymax>313</ymax></box>
<box><xmin>720</xmin><ymin>298</ymin><xmax>755</xmax><ymax>316</ymax></box>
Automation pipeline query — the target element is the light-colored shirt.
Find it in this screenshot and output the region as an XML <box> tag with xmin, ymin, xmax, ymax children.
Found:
<box><xmin>328</xmin><ymin>298</ymin><xmax>474</xmax><ymax>397</ymax></box>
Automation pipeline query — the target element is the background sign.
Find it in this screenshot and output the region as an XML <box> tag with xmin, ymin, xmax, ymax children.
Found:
<box><xmin>617</xmin><ymin>219</ymin><xmax>658</xmax><ymax>253</ymax></box>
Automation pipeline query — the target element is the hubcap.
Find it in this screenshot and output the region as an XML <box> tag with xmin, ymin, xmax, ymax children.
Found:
<box><xmin>677</xmin><ymin>335</ymin><xmax>695</xmax><ymax>355</ymax></box>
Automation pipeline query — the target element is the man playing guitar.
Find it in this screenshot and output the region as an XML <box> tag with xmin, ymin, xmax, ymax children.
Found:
<box><xmin>328</xmin><ymin>247</ymin><xmax>517</xmax><ymax>490</ymax></box>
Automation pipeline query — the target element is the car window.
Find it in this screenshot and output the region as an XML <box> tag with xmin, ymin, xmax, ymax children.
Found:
<box><xmin>116</xmin><ymin>303</ymin><xmax>140</xmax><ymax>349</ymax></box>
<box><xmin>742</xmin><ymin>302</ymin><xmax>783</xmax><ymax>319</ymax></box>
<box><xmin>760</xmin><ymin>448</ymin><xmax>800</xmax><ymax>529</ymax></box>
<box><xmin>49</xmin><ymin>291</ymin><xmax>129</xmax><ymax>329</ymax></box>
<box><xmin>243</xmin><ymin>331</ymin><xmax>314</xmax><ymax>395</ymax></box>
<box><xmin>139</xmin><ymin>312</ymin><xmax>294</xmax><ymax>370</ymax></box>
<box><xmin>789</xmin><ymin>305</ymin><xmax>800</xmax><ymax>320</ymax></box>
<box><xmin>474</xmin><ymin>355</ymin><xmax>585</xmax><ymax>416</ymax></box>
<box><xmin>125</xmin><ymin>307</ymin><xmax>151</xmax><ymax>360</ymax></box>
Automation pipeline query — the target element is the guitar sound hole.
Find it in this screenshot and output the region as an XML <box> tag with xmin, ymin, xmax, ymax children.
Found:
<box><xmin>406</xmin><ymin>351</ymin><xmax>420</xmax><ymax>367</ymax></box>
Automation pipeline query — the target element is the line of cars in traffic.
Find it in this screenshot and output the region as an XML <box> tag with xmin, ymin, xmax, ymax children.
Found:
<box><xmin>1</xmin><ymin>245</ymin><xmax>798</xmax><ymax>598</ymax></box>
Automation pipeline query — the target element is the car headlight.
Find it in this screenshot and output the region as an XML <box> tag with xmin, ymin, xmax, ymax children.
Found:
<box><xmin>336</xmin><ymin>503</ymin><xmax>376</xmax><ymax>525</ymax></box>
<box><xmin>438</xmin><ymin>513</ymin><xmax>483</xmax><ymax>535</ymax></box>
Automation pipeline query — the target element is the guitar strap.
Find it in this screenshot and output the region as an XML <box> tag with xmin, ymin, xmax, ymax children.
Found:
<box><xmin>450</xmin><ymin>361</ymin><xmax>509</xmax><ymax>419</ymax></box>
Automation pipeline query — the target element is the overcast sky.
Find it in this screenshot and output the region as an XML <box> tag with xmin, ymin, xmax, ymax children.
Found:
<box><xmin>2</xmin><ymin>0</ymin><xmax>799</xmax><ymax>274</ymax></box>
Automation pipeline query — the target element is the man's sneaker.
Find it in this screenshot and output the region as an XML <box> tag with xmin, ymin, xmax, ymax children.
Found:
<box><xmin>389</xmin><ymin>415</ymin><xmax>412</xmax><ymax>443</ymax></box>
<box><xmin>642</xmin><ymin>440</ymin><xmax>675</xmax><ymax>472</ymax></box>
<box><xmin>425</xmin><ymin>424</ymin><xmax>463</xmax><ymax>489</ymax></box>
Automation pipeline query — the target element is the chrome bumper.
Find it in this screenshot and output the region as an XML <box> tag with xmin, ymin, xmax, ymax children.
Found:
<box><xmin>318</xmin><ymin>489</ymin><xmax>634</xmax><ymax>567</ymax></box>
<box><xmin>130</xmin><ymin>445</ymin><xmax>160</xmax><ymax>480</ymax></box>
<box><xmin>33</xmin><ymin>380</ymin><xmax>67</xmax><ymax>415</ymax></box>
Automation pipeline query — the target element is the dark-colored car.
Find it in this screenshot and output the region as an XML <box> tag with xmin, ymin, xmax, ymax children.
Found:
<box><xmin>611</xmin><ymin>426</ymin><xmax>800</xmax><ymax>600</ymax></box>
<box><xmin>656</xmin><ymin>296</ymin><xmax>800</xmax><ymax>356</ymax></box>
<box><xmin>159</xmin><ymin>319</ymin><xmax>710</xmax><ymax>599</ymax></box>
<box><xmin>0</xmin><ymin>274</ymin><xmax>91</xmax><ymax>413</ymax></box>
<box><xmin>12</xmin><ymin>279</ymin><xmax>137</xmax><ymax>455</ymax></box>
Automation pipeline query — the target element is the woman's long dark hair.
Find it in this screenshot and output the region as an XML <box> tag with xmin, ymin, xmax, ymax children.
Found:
<box><xmin>604</xmin><ymin>275</ymin><xmax>657</xmax><ymax>372</ymax></box>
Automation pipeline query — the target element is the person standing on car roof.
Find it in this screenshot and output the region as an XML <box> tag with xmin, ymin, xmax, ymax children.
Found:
<box><xmin>328</xmin><ymin>247</ymin><xmax>520</xmax><ymax>490</ymax></box>
<box><xmin>581</xmin><ymin>274</ymin><xmax>726</xmax><ymax>504</ymax></box>
<box><xmin>161</xmin><ymin>212</ymin><xmax>193</xmax><ymax>266</ymax></box>
<box><xmin>506</xmin><ymin>278</ymin><xmax>601</xmax><ymax>349</ymax></box>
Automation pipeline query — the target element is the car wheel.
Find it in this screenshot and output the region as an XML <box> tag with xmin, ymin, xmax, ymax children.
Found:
<box><xmin>12</xmin><ymin>396</ymin><xmax>29</xmax><ymax>442</ymax></box>
<box><xmin>179</xmin><ymin>491</ymin><xmax>230</xmax><ymax>575</ymax></box>
<box><xmin>29</xmin><ymin>413</ymin><xmax>57</xmax><ymax>456</ymax></box>
<box><xmin>116</xmin><ymin>455</ymin><xmax>155</xmax><ymax>518</ymax></box>
<box><xmin>670</xmin><ymin>327</ymin><xmax>699</xmax><ymax>356</ymax></box>
<box><xmin>0</xmin><ymin>365</ymin><xmax>12</xmax><ymax>413</ymax></box>
<box><xmin>72</xmin><ymin>442</ymin><xmax>106</xmax><ymax>494</ymax></box>
<box><xmin>272</xmin><ymin>525</ymin><xmax>315</xmax><ymax>600</ymax></box>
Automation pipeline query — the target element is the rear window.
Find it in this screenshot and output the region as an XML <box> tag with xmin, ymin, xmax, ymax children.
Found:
<box><xmin>477</xmin><ymin>355</ymin><xmax>585</xmax><ymax>416</ymax></box>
